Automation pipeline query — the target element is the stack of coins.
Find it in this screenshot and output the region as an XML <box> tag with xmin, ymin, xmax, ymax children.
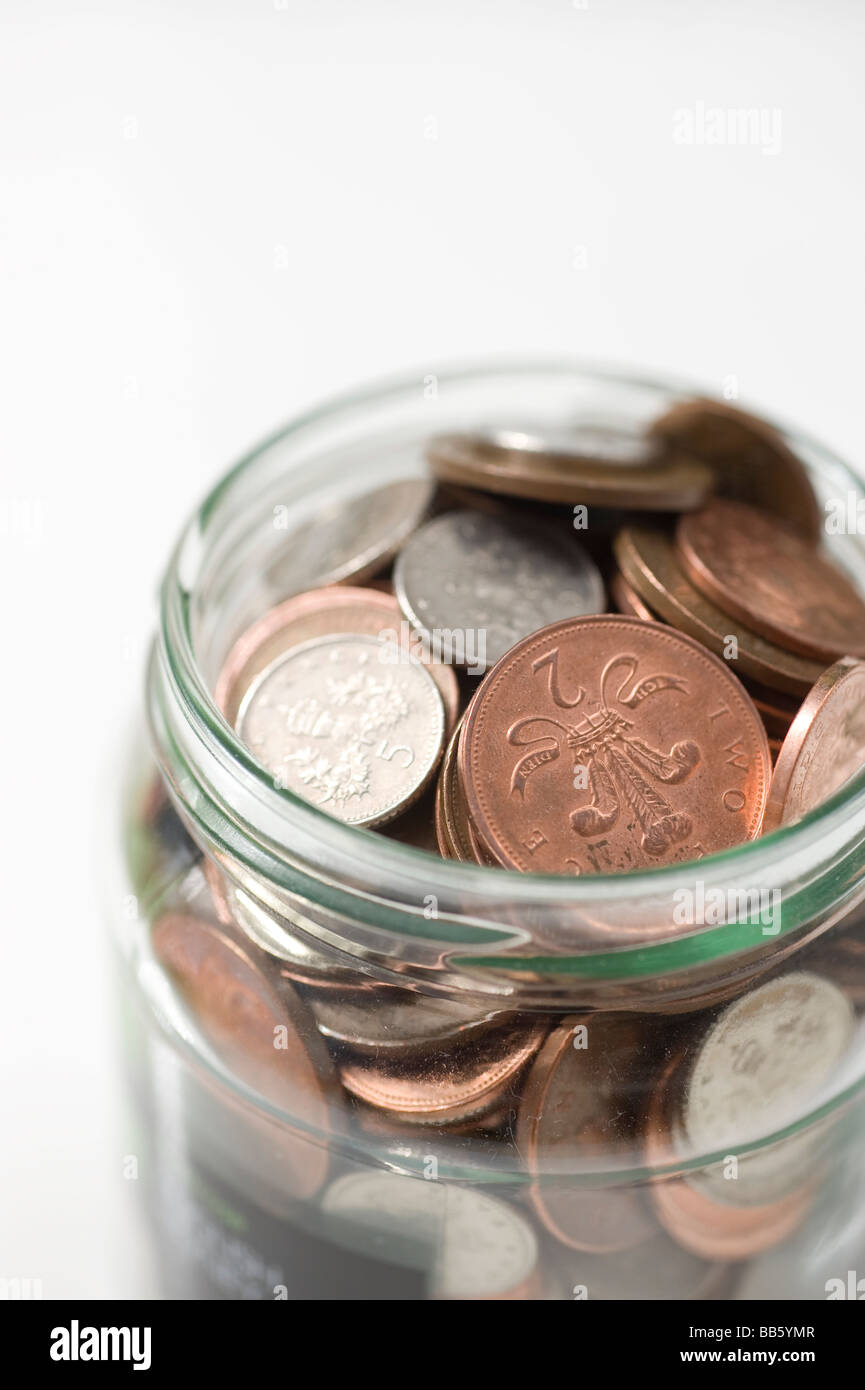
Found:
<box><xmin>216</xmin><ymin>397</ymin><xmax>865</xmax><ymax>861</ymax></box>
<box><xmin>146</xmin><ymin>393</ymin><xmax>865</xmax><ymax>1297</ymax></box>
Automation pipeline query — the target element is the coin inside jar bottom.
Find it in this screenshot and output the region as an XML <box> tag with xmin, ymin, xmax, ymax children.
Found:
<box><xmin>125</xmin><ymin>361</ymin><xmax>865</xmax><ymax>1300</ymax></box>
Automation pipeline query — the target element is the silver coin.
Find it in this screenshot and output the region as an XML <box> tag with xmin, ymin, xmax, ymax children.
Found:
<box><xmin>237</xmin><ymin>633</ymin><xmax>445</xmax><ymax>826</ymax></box>
<box><xmin>682</xmin><ymin>972</ymin><xmax>853</xmax><ymax>1205</ymax></box>
<box><xmin>265</xmin><ymin>477</ymin><xmax>435</xmax><ymax>594</ymax></box>
<box><xmin>393</xmin><ymin>508</ymin><xmax>606</xmax><ymax>671</ymax></box>
<box><xmin>309</xmin><ymin>985</ymin><xmax>503</xmax><ymax>1053</ymax></box>
<box><xmin>322</xmin><ymin>1171</ymin><xmax>538</xmax><ymax>1299</ymax></box>
<box><xmin>486</xmin><ymin>421</ymin><xmax>661</xmax><ymax>469</ymax></box>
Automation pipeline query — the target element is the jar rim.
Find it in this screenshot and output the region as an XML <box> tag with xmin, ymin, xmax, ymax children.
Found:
<box><xmin>153</xmin><ymin>358</ymin><xmax>865</xmax><ymax>970</ymax></box>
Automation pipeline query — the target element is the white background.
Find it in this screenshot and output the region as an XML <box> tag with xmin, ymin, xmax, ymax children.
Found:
<box><xmin>2</xmin><ymin>0</ymin><xmax>864</xmax><ymax>1298</ymax></box>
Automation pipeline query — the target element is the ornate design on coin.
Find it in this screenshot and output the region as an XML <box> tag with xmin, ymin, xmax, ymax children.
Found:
<box><xmin>214</xmin><ymin>584</ymin><xmax>459</xmax><ymax>733</ymax></box>
<box><xmin>394</xmin><ymin>508</ymin><xmax>605</xmax><ymax>672</ymax></box>
<box><xmin>237</xmin><ymin>634</ymin><xmax>445</xmax><ymax>825</ymax></box>
<box><xmin>461</xmin><ymin>616</ymin><xmax>771</xmax><ymax>873</ymax></box>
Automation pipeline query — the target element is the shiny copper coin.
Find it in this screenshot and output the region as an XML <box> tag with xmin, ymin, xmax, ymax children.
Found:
<box><xmin>610</xmin><ymin>570</ymin><xmax>658</xmax><ymax>623</ymax></box>
<box><xmin>677</xmin><ymin>499</ymin><xmax>865</xmax><ymax>661</ymax></box>
<box><xmin>764</xmin><ymin>657</ymin><xmax>865</xmax><ymax>830</ymax></box>
<box><xmin>434</xmin><ymin>717</ymin><xmax>476</xmax><ymax>862</ymax></box>
<box><xmin>152</xmin><ymin>911</ymin><xmax>338</xmax><ymax>1197</ymax></box>
<box><xmin>516</xmin><ymin>1015</ymin><xmax>658</xmax><ymax>1252</ymax></box>
<box><xmin>649</xmin><ymin>396</ymin><xmax>820</xmax><ymax>537</ymax></box>
<box><xmin>427</xmin><ymin>431</ymin><xmax>714</xmax><ymax>510</ymax></box>
<box><xmin>615</xmin><ymin>524</ymin><xmax>826</xmax><ymax>696</ymax></box>
<box><xmin>339</xmin><ymin>1015</ymin><xmax>547</xmax><ymax>1124</ymax></box>
<box><xmin>215</xmin><ymin>584</ymin><xmax>459</xmax><ymax>734</ymax></box>
<box><xmin>460</xmin><ymin>615</ymin><xmax>771</xmax><ymax>875</ymax></box>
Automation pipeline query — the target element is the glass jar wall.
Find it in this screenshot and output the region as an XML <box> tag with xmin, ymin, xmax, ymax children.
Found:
<box><xmin>118</xmin><ymin>363</ymin><xmax>865</xmax><ymax>1300</ymax></box>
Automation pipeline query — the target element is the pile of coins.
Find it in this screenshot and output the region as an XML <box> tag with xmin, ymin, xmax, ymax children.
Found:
<box><xmin>215</xmin><ymin>395</ymin><xmax>865</xmax><ymax>870</ymax></box>
<box><xmin>144</xmin><ymin>393</ymin><xmax>865</xmax><ymax>1298</ymax></box>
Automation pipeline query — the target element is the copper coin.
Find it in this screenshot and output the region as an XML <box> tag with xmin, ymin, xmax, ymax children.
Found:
<box><xmin>152</xmin><ymin>911</ymin><xmax>338</xmax><ymax>1198</ymax></box>
<box><xmin>615</xmin><ymin>524</ymin><xmax>826</xmax><ymax>696</ymax></box>
<box><xmin>649</xmin><ymin>396</ymin><xmax>820</xmax><ymax>537</ymax></box>
<box><xmin>677</xmin><ymin>499</ymin><xmax>865</xmax><ymax>662</ymax></box>
<box><xmin>764</xmin><ymin>657</ymin><xmax>865</xmax><ymax>830</ymax></box>
<box><xmin>339</xmin><ymin>1016</ymin><xmax>547</xmax><ymax>1124</ymax></box>
<box><xmin>516</xmin><ymin>1015</ymin><xmax>658</xmax><ymax>1252</ymax></box>
<box><xmin>434</xmin><ymin>718</ymin><xmax>477</xmax><ymax>862</ymax></box>
<box><xmin>610</xmin><ymin>570</ymin><xmax>658</xmax><ymax>623</ymax></box>
<box><xmin>427</xmin><ymin>431</ymin><xmax>714</xmax><ymax>511</ymax></box>
<box><xmin>460</xmin><ymin>615</ymin><xmax>771</xmax><ymax>875</ymax></box>
<box><xmin>215</xmin><ymin>584</ymin><xmax>459</xmax><ymax>734</ymax></box>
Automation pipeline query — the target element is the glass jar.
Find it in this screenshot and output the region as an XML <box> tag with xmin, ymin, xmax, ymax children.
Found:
<box><xmin>117</xmin><ymin>362</ymin><xmax>865</xmax><ymax>1301</ymax></box>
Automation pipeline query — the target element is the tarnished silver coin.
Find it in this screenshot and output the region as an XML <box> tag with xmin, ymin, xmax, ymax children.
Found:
<box><xmin>682</xmin><ymin>972</ymin><xmax>853</xmax><ymax>1205</ymax></box>
<box><xmin>487</xmin><ymin>422</ymin><xmax>661</xmax><ymax>469</ymax></box>
<box><xmin>308</xmin><ymin>984</ymin><xmax>504</xmax><ymax>1053</ymax></box>
<box><xmin>237</xmin><ymin>633</ymin><xmax>445</xmax><ymax>826</ymax></box>
<box><xmin>322</xmin><ymin>1171</ymin><xmax>540</xmax><ymax>1299</ymax></box>
<box><xmin>264</xmin><ymin>478</ymin><xmax>435</xmax><ymax>594</ymax></box>
<box><xmin>393</xmin><ymin>508</ymin><xmax>605</xmax><ymax>672</ymax></box>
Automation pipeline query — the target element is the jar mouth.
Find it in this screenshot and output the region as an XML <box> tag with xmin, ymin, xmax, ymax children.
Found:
<box><xmin>153</xmin><ymin>358</ymin><xmax>865</xmax><ymax>968</ymax></box>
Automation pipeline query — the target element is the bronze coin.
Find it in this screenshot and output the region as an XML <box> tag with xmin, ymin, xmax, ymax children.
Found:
<box><xmin>338</xmin><ymin>1015</ymin><xmax>547</xmax><ymax>1125</ymax></box>
<box><xmin>214</xmin><ymin>583</ymin><xmax>459</xmax><ymax>734</ymax></box>
<box><xmin>610</xmin><ymin>570</ymin><xmax>659</xmax><ymax>623</ymax></box>
<box><xmin>460</xmin><ymin>615</ymin><xmax>771</xmax><ymax>875</ymax></box>
<box><xmin>649</xmin><ymin>396</ymin><xmax>820</xmax><ymax>538</ymax></box>
<box><xmin>426</xmin><ymin>431</ymin><xmax>714</xmax><ymax>511</ymax></box>
<box><xmin>434</xmin><ymin>717</ymin><xmax>476</xmax><ymax>862</ymax></box>
<box><xmin>677</xmin><ymin>499</ymin><xmax>865</xmax><ymax>662</ymax></box>
<box><xmin>152</xmin><ymin>911</ymin><xmax>338</xmax><ymax>1198</ymax></box>
<box><xmin>764</xmin><ymin>657</ymin><xmax>865</xmax><ymax>830</ymax></box>
<box><xmin>615</xmin><ymin>524</ymin><xmax>826</xmax><ymax>696</ymax></box>
<box><xmin>516</xmin><ymin>1015</ymin><xmax>658</xmax><ymax>1253</ymax></box>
